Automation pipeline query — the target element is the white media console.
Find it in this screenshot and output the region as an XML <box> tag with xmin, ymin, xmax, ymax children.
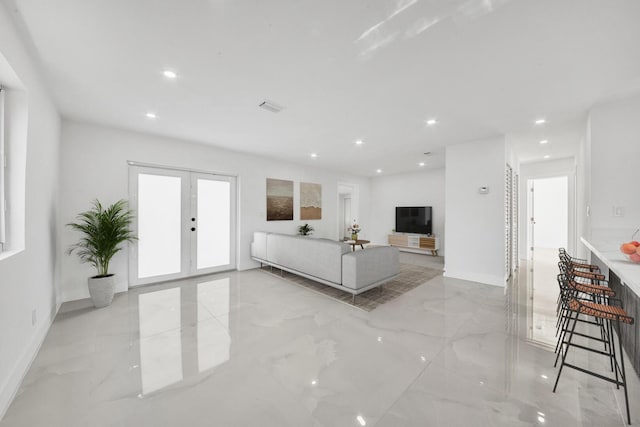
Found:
<box><xmin>388</xmin><ymin>234</ymin><xmax>439</xmax><ymax>256</ymax></box>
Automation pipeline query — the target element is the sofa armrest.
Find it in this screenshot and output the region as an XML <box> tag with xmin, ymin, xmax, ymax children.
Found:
<box><xmin>251</xmin><ymin>231</ymin><xmax>269</xmax><ymax>261</ymax></box>
<box><xmin>342</xmin><ymin>247</ymin><xmax>400</xmax><ymax>290</ymax></box>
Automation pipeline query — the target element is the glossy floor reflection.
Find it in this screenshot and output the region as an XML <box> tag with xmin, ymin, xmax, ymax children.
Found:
<box><xmin>2</xmin><ymin>255</ymin><xmax>639</xmax><ymax>426</ymax></box>
<box><xmin>529</xmin><ymin>247</ymin><xmax>564</xmax><ymax>347</ymax></box>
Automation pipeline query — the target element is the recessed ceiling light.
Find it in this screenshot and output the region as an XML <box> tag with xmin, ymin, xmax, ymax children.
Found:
<box><xmin>535</xmin><ymin>118</ymin><xmax>546</xmax><ymax>125</ymax></box>
<box><xmin>418</xmin><ymin>162</ymin><xmax>425</xmax><ymax>167</ymax></box>
<box><xmin>357</xmin><ymin>415</ymin><xmax>367</xmax><ymax>426</ymax></box>
<box><xmin>426</xmin><ymin>118</ymin><xmax>438</xmax><ymax>126</ymax></box>
<box><xmin>145</xmin><ymin>112</ymin><xmax>157</xmax><ymax>119</ymax></box>
<box><xmin>539</xmin><ymin>140</ymin><xmax>549</xmax><ymax>144</ymax></box>
<box><xmin>355</xmin><ymin>139</ymin><xmax>364</xmax><ymax>145</ymax></box>
<box><xmin>376</xmin><ymin>169</ymin><xmax>382</xmax><ymax>174</ymax></box>
<box><xmin>163</xmin><ymin>70</ymin><xmax>177</xmax><ymax>79</ymax></box>
<box><xmin>544</xmin><ymin>155</ymin><xmax>550</xmax><ymax>159</ymax></box>
<box><xmin>310</xmin><ymin>153</ymin><xmax>318</xmax><ymax>158</ymax></box>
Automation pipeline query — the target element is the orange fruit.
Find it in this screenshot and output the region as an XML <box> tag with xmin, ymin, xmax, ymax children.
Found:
<box><xmin>621</xmin><ymin>243</ymin><xmax>637</xmax><ymax>254</ymax></box>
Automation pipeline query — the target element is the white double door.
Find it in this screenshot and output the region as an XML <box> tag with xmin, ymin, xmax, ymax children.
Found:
<box><xmin>129</xmin><ymin>166</ymin><xmax>236</xmax><ymax>286</ymax></box>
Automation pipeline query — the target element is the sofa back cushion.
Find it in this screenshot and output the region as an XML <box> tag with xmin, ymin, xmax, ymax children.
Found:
<box><xmin>266</xmin><ymin>233</ymin><xmax>349</xmax><ymax>284</ymax></box>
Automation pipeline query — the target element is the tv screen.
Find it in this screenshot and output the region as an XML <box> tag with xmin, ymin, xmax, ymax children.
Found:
<box><xmin>395</xmin><ymin>207</ymin><xmax>432</xmax><ymax>235</ymax></box>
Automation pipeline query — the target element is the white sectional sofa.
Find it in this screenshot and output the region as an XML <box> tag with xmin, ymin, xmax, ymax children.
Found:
<box><xmin>251</xmin><ymin>232</ymin><xmax>400</xmax><ymax>301</ymax></box>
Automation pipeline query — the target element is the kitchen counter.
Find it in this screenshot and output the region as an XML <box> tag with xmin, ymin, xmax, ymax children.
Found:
<box><xmin>581</xmin><ymin>236</ymin><xmax>640</xmax><ymax>297</ymax></box>
<box><xmin>581</xmin><ymin>235</ymin><xmax>640</xmax><ymax>378</ymax></box>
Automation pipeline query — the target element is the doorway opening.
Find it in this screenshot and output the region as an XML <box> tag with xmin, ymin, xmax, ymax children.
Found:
<box><xmin>337</xmin><ymin>183</ymin><xmax>358</xmax><ymax>241</ymax></box>
<box><xmin>525</xmin><ymin>175</ymin><xmax>569</xmax><ymax>346</ymax></box>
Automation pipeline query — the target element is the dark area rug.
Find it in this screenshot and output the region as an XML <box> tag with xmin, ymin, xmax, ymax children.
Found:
<box><xmin>259</xmin><ymin>263</ymin><xmax>442</xmax><ymax>311</ymax></box>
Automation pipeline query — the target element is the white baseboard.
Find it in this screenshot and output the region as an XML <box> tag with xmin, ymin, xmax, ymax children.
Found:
<box><xmin>443</xmin><ymin>270</ymin><xmax>505</xmax><ymax>287</ymax></box>
<box><xmin>0</xmin><ymin>305</ymin><xmax>57</xmax><ymax>421</ymax></box>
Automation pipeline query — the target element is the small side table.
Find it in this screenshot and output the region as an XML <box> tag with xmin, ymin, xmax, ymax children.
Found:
<box><xmin>347</xmin><ymin>239</ymin><xmax>370</xmax><ymax>251</ymax></box>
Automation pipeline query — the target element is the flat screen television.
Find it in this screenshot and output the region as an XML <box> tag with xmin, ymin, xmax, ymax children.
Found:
<box><xmin>395</xmin><ymin>206</ymin><xmax>432</xmax><ymax>235</ymax></box>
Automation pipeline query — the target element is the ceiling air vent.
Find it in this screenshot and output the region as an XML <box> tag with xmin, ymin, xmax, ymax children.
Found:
<box><xmin>259</xmin><ymin>100</ymin><xmax>284</xmax><ymax>113</ymax></box>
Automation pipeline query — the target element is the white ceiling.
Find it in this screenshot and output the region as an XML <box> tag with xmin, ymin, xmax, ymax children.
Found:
<box><xmin>7</xmin><ymin>0</ymin><xmax>640</xmax><ymax>175</ymax></box>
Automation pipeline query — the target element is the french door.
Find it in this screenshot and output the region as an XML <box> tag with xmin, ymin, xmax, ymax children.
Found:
<box><xmin>129</xmin><ymin>165</ymin><xmax>237</xmax><ymax>287</ymax></box>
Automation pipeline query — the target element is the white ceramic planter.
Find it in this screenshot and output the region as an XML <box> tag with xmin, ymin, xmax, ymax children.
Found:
<box><xmin>87</xmin><ymin>275</ymin><xmax>115</xmax><ymax>308</ymax></box>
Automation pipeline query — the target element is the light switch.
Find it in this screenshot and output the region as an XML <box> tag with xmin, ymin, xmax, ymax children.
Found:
<box><xmin>613</xmin><ymin>206</ymin><xmax>625</xmax><ymax>217</ymax></box>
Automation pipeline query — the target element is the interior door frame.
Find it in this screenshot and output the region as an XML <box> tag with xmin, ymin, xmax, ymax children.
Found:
<box><xmin>527</xmin><ymin>179</ymin><xmax>535</xmax><ymax>261</ymax></box>
<box><xmin>337</xmin><ymin>182</ymin><xmax>358</xmax><ymax>241</ymax></box>
<box><xmin>518</xmin><ymin>159</ymin><xmax>576</xmax><ymax>262</ymax></box>
<box><xmin>128</xmin><ymin>161</ymin><xmax>238</xmax><ymax>288</ymax></box>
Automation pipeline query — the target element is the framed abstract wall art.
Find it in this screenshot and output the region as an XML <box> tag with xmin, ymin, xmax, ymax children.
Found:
<box><xmin>266</xmin><ymin>178</ymin><xmax>294</xmax><ymax>221</ymax></box>
<box><xmin>300</xmin><ymin>182</ymin><xmax>321</xmax><ymax>220</ymax></box>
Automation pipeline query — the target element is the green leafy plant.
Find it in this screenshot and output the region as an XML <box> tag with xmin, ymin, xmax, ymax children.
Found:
<box><xmin>67</xmin><ymin>199</ymin><xmax>136</xmax><ymax>278</ymax></box>
<box><xmin>298</xmin><ymin>223</ymin><xmax>314</xmax><ymax>236</ymax></box>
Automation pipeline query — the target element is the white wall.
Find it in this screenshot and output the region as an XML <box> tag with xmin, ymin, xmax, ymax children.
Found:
<box><xmin>0</xmin><ymin>4</ymin><xmax>61</xmax><ymax>418</ymax></box>
<box><xmin>444</xmin><ymin>137</ymin><xmax>506</xmax><ymax>287</ymax></box>
<box><xmin>58</xmin><ymin>120</ymin><xmax>371</xmax><ymax>302</ymax></box>
<box><xmin>588</xmin><ymin>94</ymin><xmax>640</xmax><ymax>237</ymax></box>
<box><xmin>369</xmin><ymin>168</ymin><xmax>445</xmax><ymax>255</ymax></box>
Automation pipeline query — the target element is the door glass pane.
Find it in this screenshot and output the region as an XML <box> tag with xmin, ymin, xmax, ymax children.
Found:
<box><xmin>138</xmin><ymin>174</ymin><xmax>182</xmax><ymax>278</ymax></box>
<box><xmin>197</xmin><ymin>179</ymin><xmax>231</xmax><ymax>269</ymax></box>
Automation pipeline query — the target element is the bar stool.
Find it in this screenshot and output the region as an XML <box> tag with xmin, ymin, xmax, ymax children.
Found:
<box><xmin>556</xmin><ymin>250</ymin><xmax>607</xmax><ymax>324</ymax></box>
<box><xmin>554</xmin><ymin>273</ymin><xmax>635</xmax><ymax>424</ymax></box>
<box><xmin>555</xmin><ymin>262</ymin><xmax>612</xmax><ymax>338</ymax></box>
<box><xmin>558</xmin><ymin>255</ymin><xmax>606</xmax><ymax>284</ymax></box>
<box><xmin>555</xmin><ymin>251</ymin><xmax>615</xmax><ymax>375</ymax></box>
<box><xmin>554</xmin><ymin>272</ymin><xmax>615</xmax><ymax>368</ymax></box>
<box><xmin>558</xmin><ymin>248</ymin><xmax>601</xmax><ymax>273</ymax></box>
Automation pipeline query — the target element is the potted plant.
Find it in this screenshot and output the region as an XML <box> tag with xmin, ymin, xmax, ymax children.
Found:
<box><xmin>67</xmin><ymin>199</ymin><xmax>136</xmax><ymax>308</ymax></box>
<box><xmin>298</xmin><ymin>223</ymin><xmax>314</xmax><ymax>236</ymax></box>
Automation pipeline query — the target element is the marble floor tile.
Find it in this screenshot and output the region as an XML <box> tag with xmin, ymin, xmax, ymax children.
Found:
<box><xmin>1</xmin><ymin>254</ymin><xmax>639</xmax><ymax>426</ymax></box>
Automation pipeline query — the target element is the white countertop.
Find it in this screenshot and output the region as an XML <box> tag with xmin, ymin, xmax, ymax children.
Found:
<box><xmin>581</xmin><ymin>236</ymin><xmax>640</xmax><ymax>297</ymax></box>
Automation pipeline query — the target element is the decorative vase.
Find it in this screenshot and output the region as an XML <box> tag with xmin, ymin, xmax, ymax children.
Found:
<box><xmin>351</xmin><ymin>233</ymin><xmax>358</xmax><ymax>240</ymax></box>
<box><xmin>88</xmin><ymin>275</ymin><xmax>116</xmax><ymax>308</ymax></box>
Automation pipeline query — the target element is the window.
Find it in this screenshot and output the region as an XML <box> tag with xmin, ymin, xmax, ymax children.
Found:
<box><xmin>0</xmin><ymin>86</ymin><xmax>5</xmax><ymax>252</ymax></box>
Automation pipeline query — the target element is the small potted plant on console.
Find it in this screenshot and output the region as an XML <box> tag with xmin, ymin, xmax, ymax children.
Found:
<box><xmin>298</xmin><ymin>223</ymin><xmax>314</xmax><ymax>236</ymax></box>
